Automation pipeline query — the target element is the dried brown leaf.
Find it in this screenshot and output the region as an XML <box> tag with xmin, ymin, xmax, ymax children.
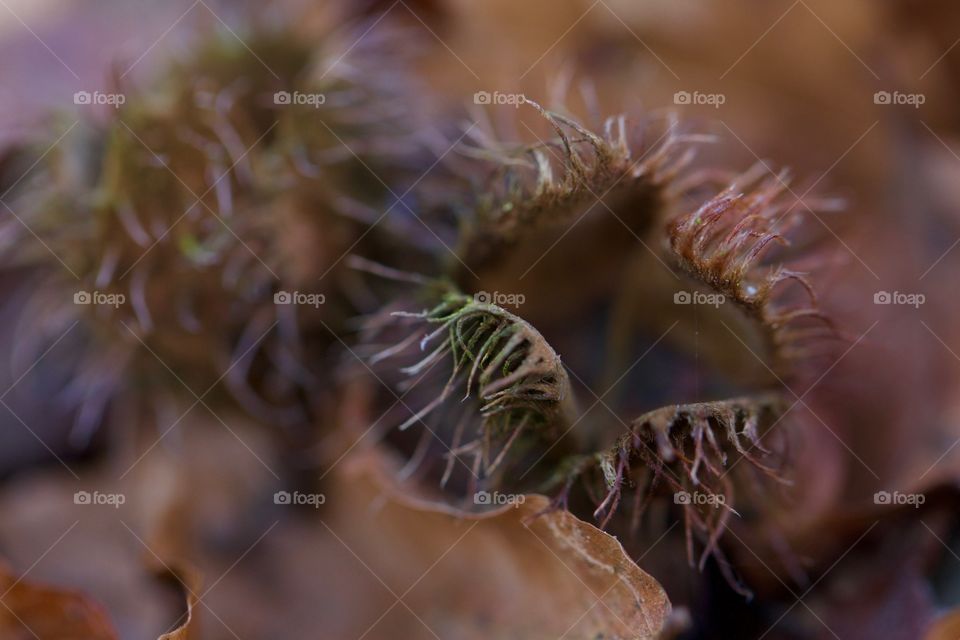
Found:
<box><xmin>926</xmin><ymin>609</ymin><xmax>960</xmax><ymax>640</ymax></box>
<box><xmin>154</xmin><ymin>563</ymin><xmax>202</xmax><ymax>640</ymax></box>
<box><xmin>333</xmin><ymin>450</ymin><xmax>672</xmax><ymax>639</ymax></box>
<box><xmin>0</xmin><ymin>561</ymin><xmax>119</xmax><ymax>640</ymax></box>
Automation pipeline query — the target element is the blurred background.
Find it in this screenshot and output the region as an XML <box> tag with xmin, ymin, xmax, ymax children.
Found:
<box><xmin>1</xmin><ymin>1</ymin><xmax>960</xmax><ymax>638</ymax></box>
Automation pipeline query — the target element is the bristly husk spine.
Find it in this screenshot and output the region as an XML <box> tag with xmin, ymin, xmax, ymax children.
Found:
<box><xmin>459</xmin><ymin>99</ymin><xmax>713</xmax><ymax>269</ymax></box>
<box><xmin>668</xmin><ymin>167</ymin><xmax>842</xmax><ymax>379</ymax></box>
<box><xmin>382</xmin><ymin>291</ymin><xmax>577</xmax><ymax>482</ymax></box>
<box><xmin>620</xmin><ymin>393</ymin><xmax>786</xmax><ymax>591</ymax></box>
<box><xmin>557</xmin><ymin>394</ymin><xmax>788</xmax><ymax>598</ymax></box>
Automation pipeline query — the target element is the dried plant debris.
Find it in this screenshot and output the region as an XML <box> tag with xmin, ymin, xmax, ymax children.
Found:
<box><xmin>378</xmin><ymin>290</ymin><xmax>577</xmax><ymax>485</ymax></box>
<box><xmin>668</xmin><ymin>167</ymin><xmax>843</xmax><ymax>377</ymax></box>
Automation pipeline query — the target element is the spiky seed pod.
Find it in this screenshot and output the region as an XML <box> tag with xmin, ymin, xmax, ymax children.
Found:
<box><xmin>0</xmin><ymin>19</ymin><xmax>427</xmax><ymax>441</ymax></box>
<box><xmin>349</xmin><ymin>80</ymin><xmax>841</xmax><ymax>598</ymax></box>
<box><xmin>368</xmin><ymin>159</ymin><xmax>838</xmax><ymax>599</ymax></box>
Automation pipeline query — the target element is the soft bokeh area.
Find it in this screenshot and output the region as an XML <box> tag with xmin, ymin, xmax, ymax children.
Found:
<box><xmin>1</xmin><ymin>1</ymin><xmax>960</xmax><ymax>638</ymax></box>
